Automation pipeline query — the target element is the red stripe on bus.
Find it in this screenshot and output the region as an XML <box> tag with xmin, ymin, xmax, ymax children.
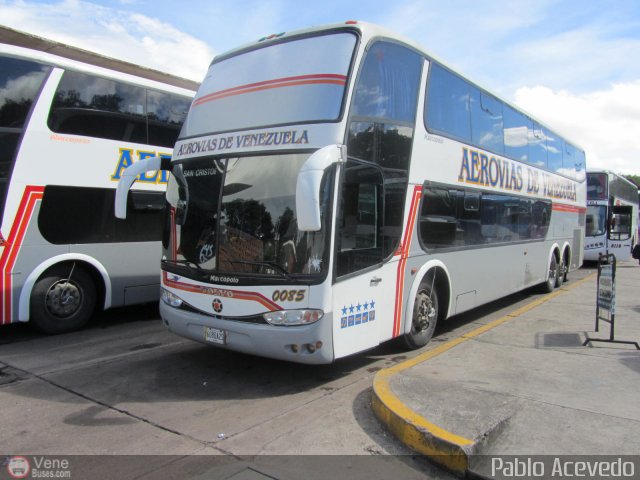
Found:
<box><xmin>0</xmin><ymin>186</ymin><xmax>45</xmax><ymax>324</ymax></box>
<box><xmin>193</xmin><ymin>74</ymin><xmax>347</xmax><ymax>106</ymax></box>
<box><xmin>392</xmin><ymin>186</ymin><xmax>423</xmax><ymax>338</ymax></box>
<box><xmin>3</xmin><ymin>189</ymin><xmax>44</xmax><ymax>321</ymax></box>
<box><xmin>552</xmin><ymin>203</ymin><xmax>586</xmax><ymax>213</ymax></box>
<box><xmin>162</xmin><ymin>271</ymin><xmax>282</xmax><ymax>311</ymax></box>
<box><xmin>232</xmin><ymin>291</ymin><xmax>282</xmax><ymax>311</ymax></box>
<box><xmin>163</xmin><ymin>273</ymin><xmax>203</xmax><ymax>294</ymax></box>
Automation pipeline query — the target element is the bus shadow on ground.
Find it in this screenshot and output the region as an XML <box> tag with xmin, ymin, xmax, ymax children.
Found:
<box><xmin>2</xmin><ymin>269</ymin><xmax>593</xmax><ymax>409</ymax></box>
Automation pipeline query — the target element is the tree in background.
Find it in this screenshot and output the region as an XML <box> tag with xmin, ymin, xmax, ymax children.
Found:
<box><xmin>623</xmin><ymin>175</ymin><xmax>640</xmax><ymax>188</ymax></box>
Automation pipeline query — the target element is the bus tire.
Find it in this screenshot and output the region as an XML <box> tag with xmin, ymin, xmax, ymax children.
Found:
<box><xmin>556</xmin><ymin>253</ymin><xmax>565</xmax><ymax>288</ymax></box>
<box><xmin>402</xmin><ymin>284</ymin><xmax>438</xmax><ymax>350</ymax></box>
<box><xmin>30</xmin><ymin>265</ymin><xmax>96</xmax><ymax>334</ymax></box>
<box><xmin>541</xmin><ymin>254</ymin><xmax>558</xmax><ymax>293</ymax></box>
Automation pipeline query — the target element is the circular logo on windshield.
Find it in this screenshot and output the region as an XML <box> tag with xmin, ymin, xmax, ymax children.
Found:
<box><xmin>212</xmin><ymin>298</ymin><xmax>223</xmax><ymax>313</ymax></box>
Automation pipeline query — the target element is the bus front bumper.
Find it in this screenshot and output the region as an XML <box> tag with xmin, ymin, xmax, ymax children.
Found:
<box><xmin>160</xmin><ymin>302</ymin><xmax>335</xmax><ymax>364</ymax></box>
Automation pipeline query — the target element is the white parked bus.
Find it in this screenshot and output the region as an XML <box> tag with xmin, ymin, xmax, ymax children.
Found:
<box><xmin>117</xmin><ymin>21</ymin><xmax>586</xmax><ymax>363</ymax></box>
<box><xmin>0</xmin><ymin>26</ymin><xmax>197</xmax><ymax>333</ymax></box>
<box><xmin>584</xmin><ymin>170</ymin><xmax>638</xmax><ymax>261</ymax></box>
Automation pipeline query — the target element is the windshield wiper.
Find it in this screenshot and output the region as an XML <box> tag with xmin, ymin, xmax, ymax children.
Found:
<box><xmin>164</xmin><ymin>259</ymin><xmax>205</xmax><ymax>273</ymax></box>
<box><xmin>229</xmin><ymin>260</ymin><xmax>293</xmax><ymax>280</ymax></box>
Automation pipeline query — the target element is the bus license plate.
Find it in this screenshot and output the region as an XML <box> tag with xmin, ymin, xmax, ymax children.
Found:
<box><xmin>204</xmin><ymin>326</ymin><xmax>226</xmax><ymax>345</ymax></box>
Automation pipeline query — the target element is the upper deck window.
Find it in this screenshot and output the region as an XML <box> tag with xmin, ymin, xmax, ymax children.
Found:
<box><xmin>351</xmin><ymin>41</ymin><xmax>422</xmax><ymax>124</ymax></box>
<box><xmin>425</xmin><ymin>62</ymin><xmax>586</xmax><ymax>182</ymax></box>
<box><xmin>48</xmin><ymin>70</ymin><xmax>191</xmax><ymax>148</ymax></box>
<box><xmin>182</xmin><ymin>32</ymin><xmax>357</xmax><ymax>137</ymax></box>
<box><xmin>0</xmin><ymin>55</ymin><xmax>50</xmax><ymax>223</ymax></box>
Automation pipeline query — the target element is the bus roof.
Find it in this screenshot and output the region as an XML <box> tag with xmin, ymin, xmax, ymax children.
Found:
<box><xmin>215</xmin><ymin>20</ymin><xmax>584</xmax><ymax>153</ymax></box>
<box><xmin>213</xmin><ymin>21</ymin><xmax>421</xmax><ymax>64</ymax></box>
<box><xmin>0</xmin><ymin>24</ymin><xmax>199</xmax><ymax>92</ymax></box>
<box><xmin>588</xmin><ymin>169</ymin><xmax>639</xmax><ymax>188</ymax></box>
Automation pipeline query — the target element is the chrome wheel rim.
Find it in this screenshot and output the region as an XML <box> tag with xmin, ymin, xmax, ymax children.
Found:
<box><xmin>415</xmin><ymin>292</ymin><xmax>436</xmax><ymax>332</ymax></box>
<box><xmin>45</xmin><ymin>280</ymin><xmax>82</xmax><ymax>318</ymax></box>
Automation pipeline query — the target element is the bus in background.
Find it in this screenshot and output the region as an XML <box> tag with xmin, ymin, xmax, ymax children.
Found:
<box><xmin>117</xmin><ymin>21</ymin><xmax>586</xmax><ymax>364</ymax></box>
<box><xmin>0</xmin><ymin>26</ymin><xmax>197</xmax><ymax>333</ymax></box>
<box><xmin>585</xmin><ymin>170</ymin><xmax>639</xmax><ymax>262</ymax></box>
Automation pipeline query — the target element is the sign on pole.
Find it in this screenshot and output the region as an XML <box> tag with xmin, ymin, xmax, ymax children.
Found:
<box><xmin>583</xmin><ymin>253</ymin><xmax>639</xmax><ymax>350</ymax></box>
<box><xmin>597</xmin><ymin>261</ymin><xmax>615</xmax><ymax>314</ymax></box>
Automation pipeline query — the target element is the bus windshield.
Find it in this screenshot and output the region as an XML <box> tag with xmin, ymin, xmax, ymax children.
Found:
<box><xmin>181</xmin><ymin>32</ymin><xmax>357</xmax><ymax>136</ymax></box>
<box><xmin>586</xmin><ymin>205</ymin><xmax>607</xmax><ymax>237</ymax></box>
<box><xmin>165</xmin><ymin>153</ymin><xmax>333</xmax><ymax>279</ymax></box>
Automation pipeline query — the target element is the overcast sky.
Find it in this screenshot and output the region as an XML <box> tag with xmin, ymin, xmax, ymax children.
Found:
<box><xmin>2</xmin><ymin>0</ymin><xmax>639</xmax><ymax>174</ymax></box>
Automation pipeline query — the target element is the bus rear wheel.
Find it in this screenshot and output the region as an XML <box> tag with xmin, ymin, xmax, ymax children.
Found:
<box><xmin>541</xmin><ymin>254</ymin><xmax>558</xmax><ymax>293</ymax></box>
<box><xmin>557</xmin><ymin>250</ymin><xmax>569</xmax><ymax>287</ymax></box>
<box><xmin>402</xmin><ymin>284</ymin><xmax>438</xmax><ymax>350</ymax></box>
<box><xmin>30</xmin><ymin>265</ymin><xmax>96</xmax><ymax>334</ymax></box>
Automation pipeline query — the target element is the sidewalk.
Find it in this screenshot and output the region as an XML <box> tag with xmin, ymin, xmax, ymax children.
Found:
<box><xmin>372</xmin><ymin>262</ymin><xmax>640</xmax><ymax>477</ymax></box>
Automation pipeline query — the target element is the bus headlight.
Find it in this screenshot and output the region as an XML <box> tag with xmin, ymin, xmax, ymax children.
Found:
<box><xmin>263</xmin><ymin>309</ymin><xmax>324</xmax><ymax>326</ymax></box>
<box><xmin>161</xmin><ymin>288</ymin><xmax>184</xmax><ymax>308</ymax></box>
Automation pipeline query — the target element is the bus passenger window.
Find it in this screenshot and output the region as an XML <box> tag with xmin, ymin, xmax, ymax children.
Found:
<box><xmin>503</xmin><ymin>105</ymin><xmax>531</xmax><ymax>164</ymax></box>
<box><xmin>609</xmin><ymin>206</ymin><xmax>632</xmax><ymax>241</ymax></box>
<box><xmin>471</xmin><ymin>91</ymin><xmax>504</xmax><ymax>154</ymax></box>
<box><xmin>545</xmin><ymin>129</ymin><xmax>563</xmax><ymax>174</ymax></box>
<box><xmin>147</xmin><ymin>90</ymin><xmax>191</xmax><ymax>148</ymax></box>
<box><xmin>47</xmin><ymin>71</ymin><xmax>190</xmax><ymax>147</ymax></box>
<box><xmin>352</xmin><ymin>42</ymin><xmax>421</xmax><ymax>123</ymax></box>
<box><xmin>38</xmin><ymin>186</ymin><xmax>165</xmax><ymax>244</ymax></box>
<box><xmin>48</xmin><ymin>71</ymin><xmax>147</xmax><ymax>143</ymax></box>
<box><xmin>528</xmin><ymin>122</ymin><xmax>548</xmax><ymax>169</ymax></box>
<box><xmin>426</xmin><ymin>64</ymin><xmax>471</xmax><ymax>142</ymax></box>
<box><xmin>419</xmin><ymin>187</ymin><xmax>458</xmax><ymax>248</ymax></box>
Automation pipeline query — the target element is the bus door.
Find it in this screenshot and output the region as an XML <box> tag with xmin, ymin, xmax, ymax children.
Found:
<box><xmin>331</xmin><ymin>160</ymin><xmax>399</xmax><ymax>358</ymax></box>
<box><xmin>333</xmin><ymin>159</ymin><xmax>421</xmax><ymax>358</ymax></box>
<box><xmin>609</xmin><ymin>204</ymin><xmax>633</xmax><ymax>261</ymax></box>
<box><xmin>328</xmin><ymin>39</ymin><xmax>423</xmax><ymax>357</ymax></box>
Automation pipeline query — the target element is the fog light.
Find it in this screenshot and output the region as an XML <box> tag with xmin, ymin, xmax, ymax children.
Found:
<box><xmin>291</xmin><ymin>344</ymin><xmax>299</xmax><ymax>353</ymax></box>
<box><xmin>306</xmin><ymin>343</ymin><xmax>316</xmax><ymax>353</ymax></box>
<box><xmin>263</xmin><ymin>309</ymin><xmax>324</xmax><ymax>326</ymax></box>
<box><xmin>161</xmin><ymin>288</ymin><xmax>183</xmax><ymax>308</ymax></box>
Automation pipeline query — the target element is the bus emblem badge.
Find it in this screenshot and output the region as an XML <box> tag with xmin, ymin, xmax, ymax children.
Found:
<box><xmin>212</xmin><ymin>299</ymin><xmax>223</xmax><ymax>313</ymax></box>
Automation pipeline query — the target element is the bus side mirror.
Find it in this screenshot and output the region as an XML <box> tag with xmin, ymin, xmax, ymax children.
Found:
<box><xmin>296</xmin><ymin>144</ymin><xmax>345</xmax><ymax>231</ymax></box>
<box><xmin>115</xmin><ymin>156</ymin><xmax>171</xmax><ymax>219</ymax></box>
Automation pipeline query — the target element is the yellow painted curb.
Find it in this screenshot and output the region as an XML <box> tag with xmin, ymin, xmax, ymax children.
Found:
<box><xmin>372</xmin><ymin>272</ymin><xmax>596</xmax><ymax>475</ymax></box>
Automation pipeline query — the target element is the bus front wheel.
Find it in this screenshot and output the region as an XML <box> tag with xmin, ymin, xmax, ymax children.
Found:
<box><xmin>30</xmin><ymin>265</ymin><xmax>97</xmax><ymax>334</ymax></box>
<box><xmin>402</xmin><ymin>284</ymin><xmax>438</xmax><ymax>350</ymax></box>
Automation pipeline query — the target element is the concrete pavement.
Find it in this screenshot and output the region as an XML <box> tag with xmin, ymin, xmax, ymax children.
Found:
<box><xmin>372</xmin><ymin>262</ymin><xmax>640</xmax><ymax>477</ymax></box>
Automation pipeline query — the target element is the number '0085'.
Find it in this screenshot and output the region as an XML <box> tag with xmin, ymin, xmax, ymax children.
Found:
<box><xmin>272</xmin><ymin>290</ymin><xmax>305</xmax><ymax>302</ymax></box>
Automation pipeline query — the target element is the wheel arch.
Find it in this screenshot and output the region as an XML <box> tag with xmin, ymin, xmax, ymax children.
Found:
<box><xmin>401</xmin><ymin>260</ymin><xmax>451</xmax><ymax>336</ymax></box>
<box><xmin>18</xmin><ymin>254</ymin><xmax>112</xmax><ymax>322</ymax></box>
<box><xmin>548</xmin><ymin>243</ymin><xmax>562</xmax><ymax>269</ymax></box>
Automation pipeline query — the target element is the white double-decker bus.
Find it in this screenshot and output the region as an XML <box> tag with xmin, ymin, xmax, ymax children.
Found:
<box><xmin>0</xmin><ymin>26</ymin><xmax>196</xmax><ymax>333</ymax></box>
<box><xmin>117</xmin><ymin>21</ymin><xmax>586</xmax><ymax>363</ymax></box>
<box><xmin>584</xmin><ymin>170</ymin><xmax>638</xmax><ymax>261</ymax></box>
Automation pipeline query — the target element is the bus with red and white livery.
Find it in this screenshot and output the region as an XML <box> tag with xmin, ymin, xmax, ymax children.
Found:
<box><xmin>117</xmin><ymin>21</ymin><xmax>586</xmax><ymax>363</ymax></box>
<box><xmin>0</xmin><ymin>26</ymin><xmax>196</xmax><ymax>333</ymax></box>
